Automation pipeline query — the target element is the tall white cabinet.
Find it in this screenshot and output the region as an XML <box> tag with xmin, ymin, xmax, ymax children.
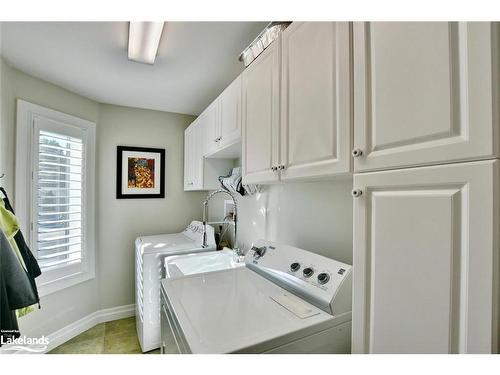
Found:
<box><xmin>353</xmin><ymin>22</ymin><xmax>499</xmax><ymax>172</ymax></box>
<box><xmin>351</xmin><ymin>22</ymin><xmax>500</xmax><ymax>354</ymax></box>
<box><xmin>352</xmin><ymin>160</ymin><xmax>499</xmax><ymax>354</ymax></box>
<box><xmin>242</xmin><ymin>22</ymin><xmax>352</xmax><ymax>185</ymax></box>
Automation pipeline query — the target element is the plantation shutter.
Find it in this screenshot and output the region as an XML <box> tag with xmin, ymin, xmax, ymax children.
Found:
<box><xmin>33</xmin><ymin>117</ymin><xmax>86</xmax><ymax>272</ymax></box>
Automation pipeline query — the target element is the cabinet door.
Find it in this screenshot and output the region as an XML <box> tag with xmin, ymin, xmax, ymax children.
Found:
<box><xmin>352</xmin><ymin>160</ymin><xmax>499</xmax><ymax>353</ymax></box>
<box><xmin>219</xmin><ymin>75</ymin><xmax>242</xmax><ymax>149</ymax></box>
<box><xmin>353</xmin><ymin>22</ymin><xmax>499</xmax><ymax>172</ymax></box>
<box><xmin>191</xmin><ymin>121</ymin><xmax>203</xmax><ymax>189</ymax></box>
<box><xmin>242</xmin><ymin>39</ymin><xmax>281</xmax><ymax>184</ymax></box>
<box><xmin>183</xmin><ymin>123</ymin><xmax>195</xmax><ymax>190</ymax></box>
<box><xmin>200</xmin><ymin>101</ymin><xmax>219</xmax><ymax>156</ymax></box>
<box><xmin>280</xmin><ymin>22</ymin><xmax>352</xmax><ymax>181</ymax></box>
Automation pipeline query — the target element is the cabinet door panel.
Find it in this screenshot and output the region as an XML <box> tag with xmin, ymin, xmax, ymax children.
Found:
<box><xmin>354</xmin><ymin>22</ymin><xmax>498</xmax><ymax>172</ymax></box>
<box><xmin>280</xmin><ymin>22</ymin><xmax>351</xmax><ymax>181</ymax></box>
<box><xmin>219</xmin><ymin>75</ymin><xmax>242</xmax><ymax>149</ymax></box>
<box><xmin>201</xmin><ymin>101</ymin><xmax>219</xmax><ymax>156</ymax></box>
<box><xmin>352</xmin><ymin>160</ymin><xmax>499</xmax><ymax>353</ymax></box>
<box><xmin>184</xmin><ymin>123</ymin><xmax>195</xmax><ymax>190</ymax></box>
<box><xmin>242</xmin><ymin>40</ymin><xmax>280</xmax><ymax>184</ymax></box>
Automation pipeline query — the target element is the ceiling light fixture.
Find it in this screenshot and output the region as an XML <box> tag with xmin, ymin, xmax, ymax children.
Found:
<box><xmin>128</xmin><ymin>22</ymin><xmax>165</xmax><ymax>65</ymax></box>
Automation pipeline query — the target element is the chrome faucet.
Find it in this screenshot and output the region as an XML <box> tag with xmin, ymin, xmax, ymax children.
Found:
<box><xmin>202</xmin><ymin>189</ymin><xmax>242</xmax><ymax>259</ymax></box>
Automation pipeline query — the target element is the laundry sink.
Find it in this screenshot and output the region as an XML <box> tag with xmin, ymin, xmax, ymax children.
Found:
<box><xmin>163</xmin><ymin>248</ymin><xmax>244</xmax><ymax>279</ymax></box>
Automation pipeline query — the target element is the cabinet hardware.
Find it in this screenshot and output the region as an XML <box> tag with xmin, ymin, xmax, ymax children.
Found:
<box><xmin>351</xmin><ymin>189</ymin><xmax>363</xmax><ymax>197</ymax></box>
<box><xmin>352</xmin><ymin>148</ymin><xmax>363</xmax><ymax>158</ymax></box>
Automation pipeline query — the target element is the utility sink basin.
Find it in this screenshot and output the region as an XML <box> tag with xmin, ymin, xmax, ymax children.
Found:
<box><xmin>164</xmin><ymin>248</ymin><xmax>244</xmax><ymax>279</ymax></box>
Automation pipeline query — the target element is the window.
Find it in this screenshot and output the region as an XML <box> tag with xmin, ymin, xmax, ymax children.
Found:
<box><xmin>16</xmin><ymin>100</ymin><xmax>96</xmax><ymax>296</ymax></box>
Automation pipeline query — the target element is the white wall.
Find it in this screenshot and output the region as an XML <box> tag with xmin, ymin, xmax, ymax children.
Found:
<box><xmin>236</xmin><ymin>178</ymin><xmax>353</xmax><ymax>264</ymax></box>
<box><xmin>96</xmin><ymin>104</ymin><xmax>205</xmax><ymax>309</ymax></box>
<box><xmin>208</xmin><ymin>162</ymin><xmax>353</xmax><ymax>264</ymax></box>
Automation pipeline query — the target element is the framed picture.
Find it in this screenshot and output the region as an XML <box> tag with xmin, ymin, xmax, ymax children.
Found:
<box><xmin>116</xmin><ymin>146</ymin><xmax>165</xmax><ymax>199</ymax></box>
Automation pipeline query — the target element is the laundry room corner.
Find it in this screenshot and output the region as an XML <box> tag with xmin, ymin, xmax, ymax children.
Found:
<box><xmin>96</xmin><ymin>103</ymin><xmax>206</xmax><ymax>311</ymax></box>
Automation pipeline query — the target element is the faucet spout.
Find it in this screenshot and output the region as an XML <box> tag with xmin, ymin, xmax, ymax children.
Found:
<box><xmin>202</xmin><ymin>189</ymin><xmax>241</xmax><ymax>258</ymax></box>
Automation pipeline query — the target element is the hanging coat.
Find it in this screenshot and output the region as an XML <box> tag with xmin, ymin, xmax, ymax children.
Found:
<box><xmin>0</xmin><ymin>187</ymin><xmax>41</xmax><ymax>280</ymax></box>
<box><xmin>0</xmin><ymin>198</ymin><xmax>41</xmax><ymax>313</ymax></box>
<box><xmin>0</xmin><ymin>231</ymin><xmax>24</xmax><ymax>345</ymax></box>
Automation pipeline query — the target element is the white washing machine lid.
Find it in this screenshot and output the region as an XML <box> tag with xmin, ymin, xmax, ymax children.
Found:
<box><xmin>136</xmin><ymin>221</ymin><xmax>216</xmax><ymax>255</ymax></box>
<box><xmin>137</xmin><ymin>233</ymin><xmax>197</xmax><ymax>254</ymax></box>
<box><xmin>161</xmin><ymin>267</ymin><xmax>344</xmax><ymax>353</ymax></box>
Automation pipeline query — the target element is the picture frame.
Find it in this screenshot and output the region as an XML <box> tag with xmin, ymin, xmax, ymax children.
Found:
<box><xmin>116</xmin><ymin>146</ymin><xmax>165</xmax><ymax>199</ymax></box>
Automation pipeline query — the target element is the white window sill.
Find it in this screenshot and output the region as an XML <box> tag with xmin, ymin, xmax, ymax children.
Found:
<box><xmin>36</xmin><ymin>269</ymin><xmax>95</xmax><ymax>298</ymax></box>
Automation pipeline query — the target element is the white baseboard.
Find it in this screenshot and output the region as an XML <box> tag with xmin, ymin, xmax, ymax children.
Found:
<box><xmin>46</xmin><ymin>304</ymin><xmax>136</xmax><ymax>353</ymax></box>
<box><xmin>1</xmin><ymin>304</ymin><xmax>135</xmax><ymax>354</ymax></box>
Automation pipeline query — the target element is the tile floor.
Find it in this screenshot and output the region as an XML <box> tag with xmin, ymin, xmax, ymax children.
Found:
<box><xmin>49</xmin><ymin>317</ymin><xmax>160</xmax><ymax>354</ymax></box>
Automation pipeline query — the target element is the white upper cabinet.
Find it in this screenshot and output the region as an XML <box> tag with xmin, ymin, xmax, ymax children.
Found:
<box><xmin>184</xmin><ymin>120</ymin><xmax>233</xmax><ymax>191</ymax></box>
<box><xmin>218</xmin><ymin>75</ymin><xmax>242</xmax><ymax>150</ymax></box>
<box><xmin>352</xmin><ymin>160</ymin><xmax>499</xmax><ymax>354</ymax></box>
<box><xmin>184</xmin><ymin>120</ymin><xmax>201</xmax><ymax>190</ymax></box>
<box><xmin>353</xmin><ymin>22</ymin><xmax>499</xmax><ymax>172</ymax></box>
<box><xmin>242</xmin><ymin>37</ymin><xmax>281</xmax><ymax>185</ymax></box>
<box><xmin>200</xmin><ymin>101</ymin><xmax>219</xmax><ymax>157</ymax></box>
<box><xmin>242</xmin><ymin>22</ymin><xmax>352</xmax><ymax>185</ymax></box>
<box><xmin>201</xmin><ymin>75</ymin><xmax>242</xmax><ymax>159</ymax></box>
<box><xmin>280</xmin><ymin>22</ymin><xmax>352</xmax><ymax>181</ymax></box>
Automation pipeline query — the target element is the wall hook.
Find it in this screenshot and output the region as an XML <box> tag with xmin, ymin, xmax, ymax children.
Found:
<box><xmin>0</xmin><ymin>173</ymin><xmax>5</xmax><ymax>179</ymax></box>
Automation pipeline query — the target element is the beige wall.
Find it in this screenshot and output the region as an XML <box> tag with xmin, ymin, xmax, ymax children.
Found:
<box><xmin>1</xmin><ymin>61</ymin><xmax>101</xmax><ymax>338</ymax></box>
<box><xmin>0</xmin><ymin>60</ymin><xmax>205</xmax><ymax>337</ymax></box>
<box><xmin>96</xmin><ymin>104</ymin><xmax>205</xmax><ymax>309</ymax></box>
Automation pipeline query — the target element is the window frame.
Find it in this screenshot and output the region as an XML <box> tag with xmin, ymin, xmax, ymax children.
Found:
<box><xmin>16</xmin><ymin>99</ymin><xmax>96</xmax><ymax>297</ymax></box>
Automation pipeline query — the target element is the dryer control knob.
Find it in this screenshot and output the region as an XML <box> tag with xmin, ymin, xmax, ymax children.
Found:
<box><xmin>303</xmin><ymin>267</ymin><xmax>314</xmax><ymax>278</ymax></box>
<box><xmin>317</xmin><ymin>273</ymin><xmax>330</xmax><ymax>285</ymax></box>
<box><xmin>290</xmin><ymin>263</ymin><xmax>301</xmax><ymax>272</ymax></box>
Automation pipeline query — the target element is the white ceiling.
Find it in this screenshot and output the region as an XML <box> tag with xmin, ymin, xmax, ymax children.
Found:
<box><xmin>1</xmin><ymin>22</ymin><xmax>267</xmax><ymax>115</ymax></box>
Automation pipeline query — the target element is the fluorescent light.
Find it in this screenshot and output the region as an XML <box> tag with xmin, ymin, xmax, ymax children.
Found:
<box><xmin>128</xmin><ymin>22</ymin><xmax>165</xmax><ymax>65</ymax></box>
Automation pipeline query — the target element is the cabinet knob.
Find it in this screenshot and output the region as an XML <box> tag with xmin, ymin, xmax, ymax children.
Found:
<box><xmin>352</xmin><ymin>148</ymin><xmax>363</xmax><ymax>158</ymax></box>
<box><xmin>351</xmin><ymin>189</ymin><xmax>363</xmax><ymax>198</ymax></box>
<box><xmin>271</xmin><ymin>166</ymin><xmax>277</xmax><ymax>171</ymax></box>
<box><xmin>279</xmin><ymin>165</ymin><xmax>285</xmax><ymax>170</ymax></box>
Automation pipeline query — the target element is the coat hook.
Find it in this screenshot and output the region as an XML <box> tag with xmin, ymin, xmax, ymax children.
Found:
<box><xmin>0</xmin><ymin>173</ymin><xmax>5</xmax><ymax>179</ymax></box>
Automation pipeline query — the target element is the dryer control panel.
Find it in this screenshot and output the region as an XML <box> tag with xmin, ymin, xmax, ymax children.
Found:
<box><xmin>244</xmin><ymin>239</ymin><xmax>352</xmax><ymax>316</ymax></box>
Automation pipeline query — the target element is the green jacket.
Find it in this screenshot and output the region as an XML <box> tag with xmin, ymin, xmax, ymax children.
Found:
<box><xmin>0</xmin><ymin>196</ymin><xmax>41</xmax><ymax>317</ymax></box>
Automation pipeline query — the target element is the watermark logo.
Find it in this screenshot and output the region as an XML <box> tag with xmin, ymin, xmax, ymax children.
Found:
<box><xmin>1</xmin><ymin>332</ymin><xmax>49</xmax><ymax>353</ymax></box>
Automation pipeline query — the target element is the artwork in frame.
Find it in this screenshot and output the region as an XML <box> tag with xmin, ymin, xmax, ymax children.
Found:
<box><xmin>116</xmin><ymin>146</ymin><xmax>165</xmax><ymax>199</ymax></box>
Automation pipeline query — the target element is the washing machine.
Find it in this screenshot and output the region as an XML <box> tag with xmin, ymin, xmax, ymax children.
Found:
<box><xmin>135</xmin><ymin>221</ymin><xmax>215</xmax><ymax>352</ymax></box>
<box><xmin>160</xmin><ymin>239</ymin><xmax>352</xmax><ymax>354</ymax></box>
